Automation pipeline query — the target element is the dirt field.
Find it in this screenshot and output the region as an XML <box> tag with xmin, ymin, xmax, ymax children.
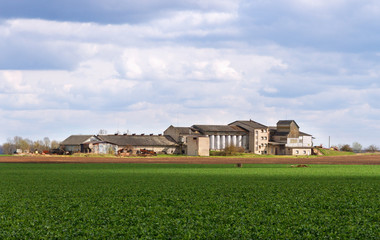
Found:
<box><xmin>1</xmin><ymin>154</ymin><xmax>380</xmax><ymax>165</ymax></box>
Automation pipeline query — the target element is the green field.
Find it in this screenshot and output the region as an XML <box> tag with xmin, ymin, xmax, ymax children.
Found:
<box><xmin>0</xmin><ymin>164</ymin><xmax>379</xmax><ymax>239</ymax></box>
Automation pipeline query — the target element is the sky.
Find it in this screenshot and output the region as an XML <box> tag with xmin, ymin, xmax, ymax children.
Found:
<box><xmin>0</xmin><ymin>0</ymin><xmax>379</xmax><ymax>147</ymax></box>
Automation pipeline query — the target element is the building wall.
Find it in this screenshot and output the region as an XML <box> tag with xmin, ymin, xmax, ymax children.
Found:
<box><xmin>64</xmin><ymin>145</ymin><xmax>81</xmax><ymax>153</ymax></box>
<box><xmin>93</xmin><ymin>143</ymin><xmax>118</xmax><ymax>154</ymax></box>
<box><xmin>93</xmin><ymin>143</ymin><xmax>178</xmax><ymax>155</ymax></box>
<box><xmin>286</xmin><ymin>136</ymin><xmax>312</xmax><ymax>148</ymax></box>
<box><xmin>253</xmin><ymin>128</ymin><xmax>269</xmax><ymax>154</ymax></box>
<box><xmin>164</xmin><ymin>126</ymin><xmax>182</xmax><ymax>143</ymax></box>
<box><xmin>290</xmin><ymin>148</ymin><xmax>312</xmax><ymax>156</ymax></box>
<box><xmin>210</xmin><ymin>134</ymin><xmax>248</xmax><ymax>151</ymax></box>
<box><xmin>187</xmin><ymin>136</ymin><xmax>209</xmax><ymax>156</ymax></box>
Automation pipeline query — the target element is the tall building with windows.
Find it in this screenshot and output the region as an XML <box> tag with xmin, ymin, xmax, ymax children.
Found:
<box><xmin>164</xmin><ymin>119</ymin><xmax>313</xmax><ymax>156</ymax></box>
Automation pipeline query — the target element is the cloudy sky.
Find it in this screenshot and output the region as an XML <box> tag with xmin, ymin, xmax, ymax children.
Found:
<box><xmin>0</xmin><ymin>0</ymin><xmax>379</xmax><ymax>147</ymax></box>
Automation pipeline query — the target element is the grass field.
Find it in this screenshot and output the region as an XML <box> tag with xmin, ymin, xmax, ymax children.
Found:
<box><xmin>0</xmin><ymin>164</ymin><xmax>379</xmax><ymax>239</ymax></box>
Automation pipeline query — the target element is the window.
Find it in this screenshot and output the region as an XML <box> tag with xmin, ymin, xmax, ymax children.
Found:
<box><xmin>256</xmin><ymin>130</ymin><xmax>258</xmax><ymax>134</ymax></box>
<box><xmin>303</xmin><ymin>150</ymin><xmax>306</xmax><ymax>154</ymax></box>
<box><xmin>295</xmin><ymin>150</ymin><xmax>299</xmax><ymax>154</ymax></box>
<box><xmin>261</xmin><ymin>137</ymin><xmax>264</xmax><ymax>140</ymax></box>
<box><xmin>261</xmin><ymin>129</ymin><xmax>264</xmax><ymax>133</ymax></box>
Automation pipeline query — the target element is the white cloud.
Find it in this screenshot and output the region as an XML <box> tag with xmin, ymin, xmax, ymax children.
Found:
<box><xmin>1</xmin><ymin>1</ymin><xmax>379</xmax><ymax>147</ymax></box>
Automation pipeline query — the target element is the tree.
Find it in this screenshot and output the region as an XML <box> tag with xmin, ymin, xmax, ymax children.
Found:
<box><xmin>98</xmin><ymin>129</ymin><xmax>107</xmax><ymax>135</ymax></box>
<box><xmin>43</xmin><ymin>137</ymin><xmax>51</xmax><ymax>150</ymax></box>
<box><xmin>352</xmin><ymin>142</ymin><xmax>362</xmax><ymax>153</ymax></box>
<box><xmin>51</xmin><ymin>140</ymin><xmax>60</xmax><ymax>149</ymax></box>
<box><xmin>366</xmin><ymin>145</ymin><xmax>379</xmax><ymax>153</ymax></box>
<box><xmin>340</xmin><ymin>144</ymin><xmax>353</xmax><ymax>152</ymax></box>
<box><xmin>33</xmin><ymin>140</ymin><xmax>45</xmax><ymax>153</ymax></box>
<box><xmin>2</xmin><ymin>143</ymin><xmax>15</xmax><ymax>155</ymax></box>
<box><xmin>0</xmin><ymin>145</ymin><xmax>3</xmax><ymax>154</ymax></box>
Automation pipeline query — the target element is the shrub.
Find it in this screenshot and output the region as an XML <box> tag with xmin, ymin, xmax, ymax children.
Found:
<box><xmin>340</xmin><ymin>144</ymin><xmax>353</xmax><ymax>152</ymax></box>
<box><xmin>210</xmin><ymin>145</ymin><xmax>245</xmax><ymax>156</ymax></box>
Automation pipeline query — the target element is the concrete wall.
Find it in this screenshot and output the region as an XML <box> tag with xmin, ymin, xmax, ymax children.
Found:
<box><xmin>187</xmin><ymin>136</ymin><xmax>209</xmax><ymax>156</ymax></box>
<box><xmin>64</xmin><ymin>145</ymin><xmax>81</xmax><ymax>153</ymax></box>
<box><xmin>291</xmin><ymin>148</ymin><xmax>312</xmax><ymax>156</ymax></box>
<box><xmin>164</xmin><ymin>126</ymin><xmax>182</xmax><ymax>143</ymax></box>
<box><xmin>286</xmin><ymin>136</ymin><xmax>313</xmax><ymax>148</ymax></box>
<box><xmin>93</xmin><ymin>143</ymin><xmax>178</xmax><ymax>155</ymax></box>
<box><xmin>253</xmin><ymin>128</ymin><xmax>269</xmax><ymax>154</ymax></box>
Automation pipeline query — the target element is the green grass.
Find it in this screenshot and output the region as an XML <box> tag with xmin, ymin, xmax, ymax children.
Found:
<box><xmin>318</xmin><ymin>148</ymin><xmax>356</xmax><ymax>156</ymax></box>
<box><xmin>0</xmin><ymin>164</ymin><xmax>379</xmax><ymax>239</ymax></box>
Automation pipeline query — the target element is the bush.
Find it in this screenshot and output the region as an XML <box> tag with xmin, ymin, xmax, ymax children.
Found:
<box><xmin>210</xmin><ymin>145</ymin><xmax>245</xmax><ymax>156</ymax></box>
<box><xmin>340</xmin><ymin>144</ymin><xmax>353</xmax><ymax>152</ymax></box>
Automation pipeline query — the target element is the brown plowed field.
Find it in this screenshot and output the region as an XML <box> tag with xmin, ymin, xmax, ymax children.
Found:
<box><xmin>1</xmin><ymin>154</ymin><xmax>380</xmax><ymax>165</ymax></box>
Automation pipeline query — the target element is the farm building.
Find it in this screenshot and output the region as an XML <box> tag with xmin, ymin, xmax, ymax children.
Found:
<box><xmin>60</xmin><ymin>134</ymin><xmax>179</xmax><ymax>155</ymax></box>
<box><xmin>60</xmin><ymin>135</ymin><xmax>98</xmax><ymax>154</ymax></box>
<box><xmin>165</xmin><ymin>119</ymin><xmax>313</xmax><ymax>156</ymax></box>
<box><xmin>268</xmin><ymin>120</ymin><xmax>313</xmax><ymax>156</ymax></box>
<box><xmin>94</xmin><ymin>134</ymin><xmax>178</xmax><ymax>155</ymax></box>
<box><xmin>186</xmin><ymin>136</ymin><xmax>210</xmax><ymax>156</ymax></box>
<box><xmin>60</xmin><ymin>119</ymin><xmax>313</xmax><ymax>156</ymax></box>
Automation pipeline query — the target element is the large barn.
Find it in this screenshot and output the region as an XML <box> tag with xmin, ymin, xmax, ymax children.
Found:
<box><xmin>60</xmin><ymin>134</ymin><xmax>178</xmax><ymax>155</ymax></box>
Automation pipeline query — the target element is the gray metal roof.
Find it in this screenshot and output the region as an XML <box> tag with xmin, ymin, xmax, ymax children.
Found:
<box><xmin>97</xmin><ymin>135</ymin><xmax>177</xmax><ymax>147</ymax></box>
<box><xmin>299</xmin><ymin>131</ymin><xmax>312</xmax><ymax>136</ymax></box>
<box><xmin>173</xmin><ymin>127</ymin><xmax>200</xmax><ymax>135</ymax></box>
<box><xmin>229</xmin><ymin>120</ymin><xmax>268</xmax><ymax>130</ymax></box>
<box><xmin>192</xmin><ymin>125</ymin><xmax>246</xmax><ymax>134</ymax></box>
<box><xmin>60</xmin><ymin>135</ymin><xmax>95</xmax><ymax>146</ymax></box>
<box><xmin>277</xmin><ymin>120</ymin><xmax>299</xmax><ymax>128</ymax></box>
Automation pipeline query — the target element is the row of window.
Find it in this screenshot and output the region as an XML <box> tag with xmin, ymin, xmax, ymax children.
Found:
<box><xmin>295</xmin><ymin>150</ymin><xmax>308</xmax><ymax>154</ymax></box>
<box><xmin>256</xmin><ymin>129</ymin><xmax>268</xmax><ymax>133</ymax></box>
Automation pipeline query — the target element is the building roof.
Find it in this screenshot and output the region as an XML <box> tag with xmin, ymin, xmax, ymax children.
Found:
<box><xmin>299</xmin><ymin>131</ymin><xmax>312</xmax><ymax>136</ymax></box>
<box><xmin>172</xmin><ymin>126</ymin><xmax>200</xmax><ymax>135</ymax></box>
<box><xmin>277</xmin><ymin>120</ymin><xmax>299</xmax><ymax>129</ymax></box>
<box><xmin>60</xmin><ymin>135</ymin><xmax>95</xmax><ymax>146</ymax></box>
<box><xmin>97</xmin><ymin>135</ymin><xmax>177</xmax><ymax>147</ymax></box>
<box><xmin>229</xmin><ymin>120</ymin><xmax>268</xmax><ymax>131</ymax></box>
<box><xmin>192</xmin><ymin>125</ymin><xmax>246</xmax><ymax>134</ymax></box>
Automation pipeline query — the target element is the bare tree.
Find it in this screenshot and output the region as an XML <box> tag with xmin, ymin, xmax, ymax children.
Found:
<box><xmin>43</xmin><ymin>137</ymin><xmax>51</xmax><ymax>150</ymax></box>
<box><xmin>366</xmin><ymin>145</ymin><xmax>379</xmax><ymax>153</ymax></box>
<box><xmin>2</xmin><ymin>142</ymin><xmax>15</xmax><ymax>155</ymax></box>
<box><xmin>51</xmin><ymin>140</ymin><xmax>60</xmax><ymax>149</ymax></box>
<box><xmin>352</xmin><ymin>142</ymin><xmax>362</xmax><ymax>153</ymax></box>
<box><xmin>98</xmin><ymin>129</ymin><xmax>107</xmax><ymax>135</ymax></box>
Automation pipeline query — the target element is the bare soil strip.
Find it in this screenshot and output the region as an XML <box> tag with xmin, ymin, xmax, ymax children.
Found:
<box><xmin>1</xmin><ymin>155</ymin><xmax>380</xmax><ymax>165</ymax></box>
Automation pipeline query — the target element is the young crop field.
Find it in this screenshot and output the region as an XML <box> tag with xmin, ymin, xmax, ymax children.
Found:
<box><xmin>0</xmin><ymin>163</ymin><xmax>379</xmax><ymax>239</ymax></box>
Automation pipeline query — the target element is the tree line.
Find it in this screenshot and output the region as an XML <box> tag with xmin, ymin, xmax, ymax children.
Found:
<box><xmin>1</xmin><ymin>136</ymin><xmax>60</xmax><ymax>155</ymax></box>
<box><xmin>335</xmin><ymin>142</ymin><xmax>379</xmax><ymax>153</ymax></box>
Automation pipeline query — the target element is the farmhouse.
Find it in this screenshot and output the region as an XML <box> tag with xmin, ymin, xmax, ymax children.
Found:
<box><xmin>61</xmin><ymin>119</ymin><xmax>313</xmax><ymax>156</ymax></box>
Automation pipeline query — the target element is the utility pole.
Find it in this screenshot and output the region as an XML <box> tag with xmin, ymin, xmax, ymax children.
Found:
<box><xmin>328</xmin><ymin>136</ymin><xmax>330</xmax><ymax>148</ymax></box>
